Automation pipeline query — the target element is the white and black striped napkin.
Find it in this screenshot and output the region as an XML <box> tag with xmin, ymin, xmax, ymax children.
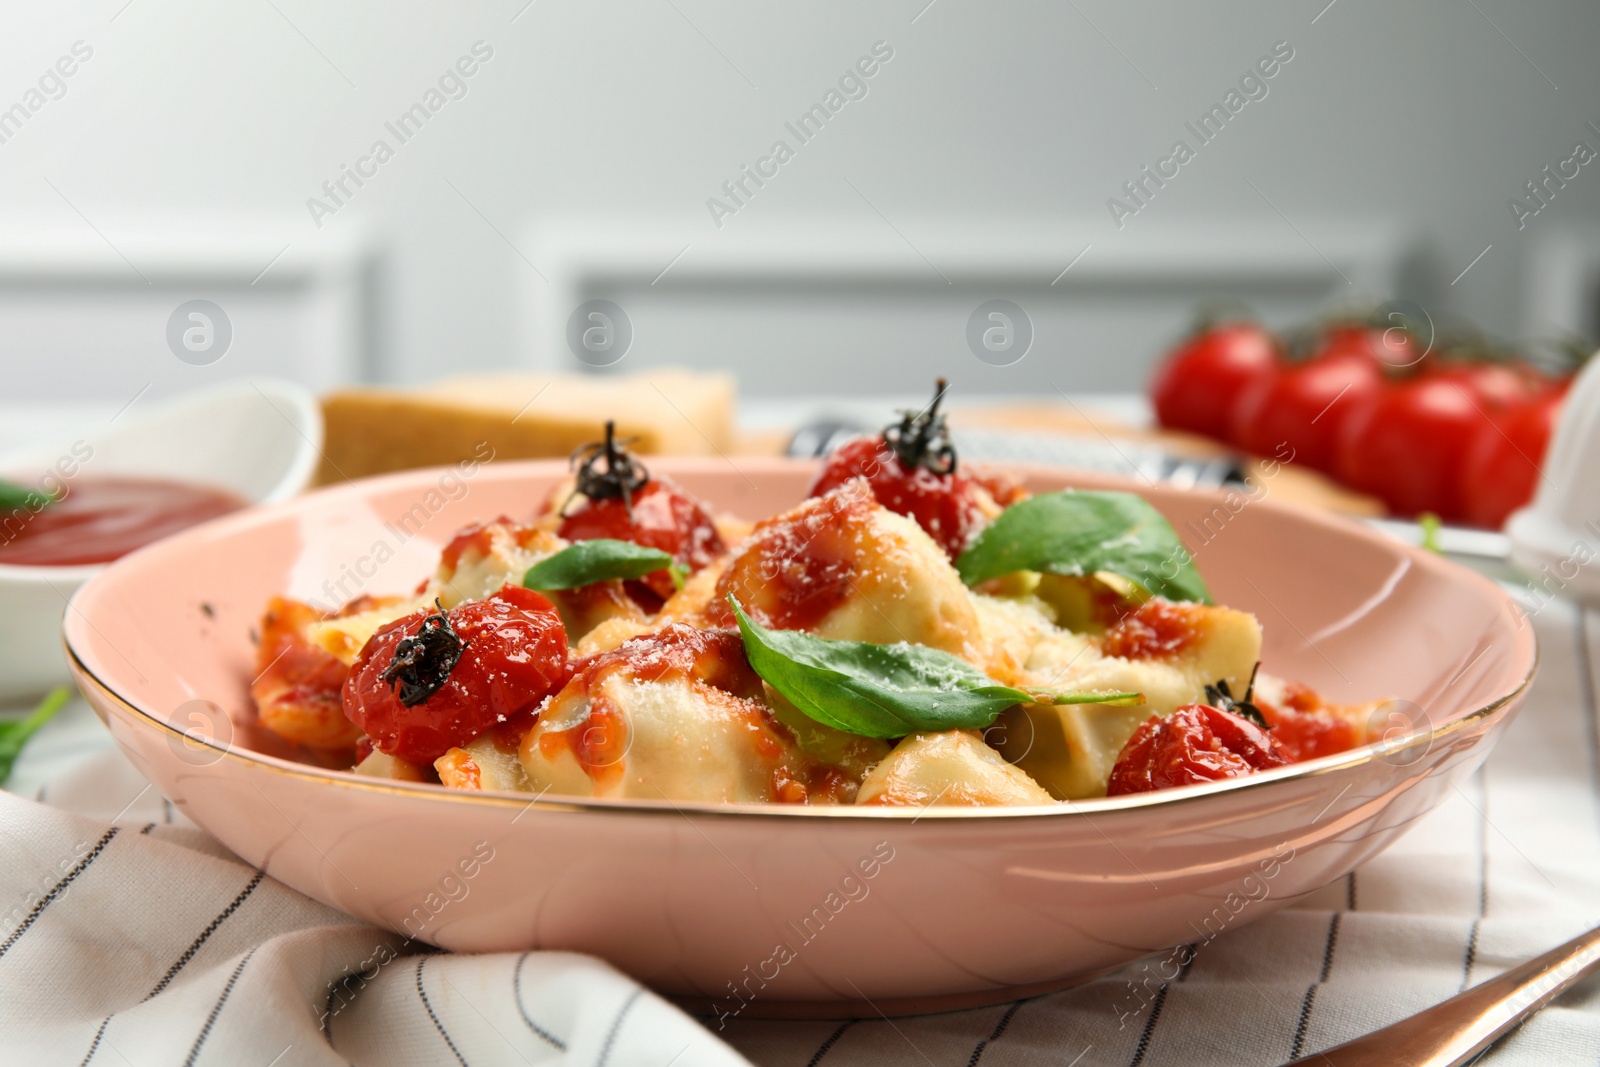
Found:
<box><xmin>4</xmin><ymin>595</ymin><xmax>1598</xmax><ymax>1066</ymax></box>
<box><xmin>0</xmin><ymin>752</ymin><xmax>747</xmax><ymax>1066</ymax></box>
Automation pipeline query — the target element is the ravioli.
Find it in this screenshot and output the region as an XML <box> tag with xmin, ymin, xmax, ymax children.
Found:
<box><xmin>254</xmin><ymin>596</ymin><xmax>377</xmax><ymax>749</ymax></box>
<box><xmin>856</xmin><ymin>730</ymin><xmax>1055</xmax><ymax>807</ymax></box>
<box><xmin>1000</xmin><ymin>599</ymin><xmax>1265</xmax><ymax>798</ymax></box>
<box><xmin>516</xmin><ymin>626</ymin><xmax>865</xmax><ymax>804</ymax></box>
<box><xmin>710</xmin><ymin>481</ymin><xmax>985</xmax><ymax>665</ymax></box>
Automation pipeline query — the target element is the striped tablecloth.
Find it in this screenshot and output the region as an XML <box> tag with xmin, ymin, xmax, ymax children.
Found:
<box><xmin>2</xmin><ymin>590</ymin><xmax>1596</xmax><ymax>1066</ymax></box>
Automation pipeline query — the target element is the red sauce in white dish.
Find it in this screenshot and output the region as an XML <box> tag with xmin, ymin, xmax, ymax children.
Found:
<box><xmin>0</xmin><ymin>477</ymin><xmax>244</xmax><ymax>566</ymax></box>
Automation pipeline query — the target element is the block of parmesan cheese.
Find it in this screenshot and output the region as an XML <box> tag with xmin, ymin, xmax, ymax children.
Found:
<box><xmin>316</xmin><ymin>368</ymin><xmax>735</xmax><ymax>483</ymax></box>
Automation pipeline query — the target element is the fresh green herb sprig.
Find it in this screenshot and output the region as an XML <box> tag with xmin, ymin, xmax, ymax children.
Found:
<box><xmin>1418</xmin><ymin>513</ymin><xmax>1444</xmax><ymax>555</ymax></box>
<box><xmin>0</xmin><ymin>687</ymin><xmax>70</xmax><ymax>786</ymax></box>
<box><xmin>0</xmin><ymin>478</ymin><xmax>55</xmax><ymax>512</ymax></box>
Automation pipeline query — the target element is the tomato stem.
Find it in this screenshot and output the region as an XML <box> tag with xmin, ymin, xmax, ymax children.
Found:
<box><xmin>566</xmin><ymin>420</ymin><xmax>651</xmax><ymax>522</ymax></box>
<box><xmin>883</xmin><ymin>378</ymin><xmax>957</xmax><ymax>475</ymax></box>
<box><xmin>379</xmin><ymin>599</ymin><xmax>469</xmax><ymax>707</ymax></box>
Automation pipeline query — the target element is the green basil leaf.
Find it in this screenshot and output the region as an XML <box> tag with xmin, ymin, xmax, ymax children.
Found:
<box><xmin>0</xmin><ymin>478</ymin><xmax>53</xmax><ymax>511</ymax></box>
<box><xmin>729</xmin><ymin>596</ymin><xmax>1139</xmax><ymax>738</ymax></box>
<box><xmin>956</xmin><ymin>490</ymin><xmax>1212</xmax><ymax>604</ymax></box>
<box><xmin>0</xmin><ymin>687</ymin><xmax>69</xmax><ymax>785</ymax></box>
<box><xmin>522</xmin><ymin>538</ymin><xmax>680</xmax><ymax>591</ymax></box>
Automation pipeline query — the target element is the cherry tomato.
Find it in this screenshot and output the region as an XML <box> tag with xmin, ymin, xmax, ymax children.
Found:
<box><xmin>808</xmin><ymin>436</ymin><xmax>993</xmax><ymax>560</ymax></box>
<box><xmin>1319</xmin><ymin>321</ymin><xmax>1426</xmax><ymax>372</ymax></box>
<box><xmin>1150</xmin><ymin>320</ymin><xmax>1281</xmax><ymax>443</ymax></box>
<box><xmin>1335</xmin><ymin>375</ymin><xmax>1504</xmax><ymax>520</ymax></box>
<box><xmin>1230</xmin><ymin>346</ymin><xmax>1387</xmax><ymax>473</ymax></box>
<box><xmin>1107</xmin><ymin>703</ymin><xmax>1289</xmax><ymax>795</ymax></box>
<box><xmin>1458</xmin><ymin>386</ymin><xmax>1565</xmax><ymax>529</ymax></box>
<box><xmin>558</xmin><ymin>477</ymin><xmax>726</xmax><ymax>601</ymax></box>
<box><xmin>344</xmin><ymin>585</ymin><xmax>572</xmax><ymax>764</ymax></box>
<box><xmin>1424</xmin><ymin>359</ymin><xmax>1541</xmax><ymax>409</ymax></box>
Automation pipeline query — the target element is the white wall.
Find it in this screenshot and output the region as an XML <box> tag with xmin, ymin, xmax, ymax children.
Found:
<box><xmin>0</xmin><ymin>0</ymin><xmax>1596</xmax><ymax>398</ymax></box>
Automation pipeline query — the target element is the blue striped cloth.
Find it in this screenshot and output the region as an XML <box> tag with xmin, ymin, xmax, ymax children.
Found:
<box><xmin>3</xmin><ymin>594</ymin><xmax>1595</xmax><ymax>1065</ymax></box>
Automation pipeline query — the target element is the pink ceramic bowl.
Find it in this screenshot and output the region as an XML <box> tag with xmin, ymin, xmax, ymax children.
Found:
<box><xmin>64</xmin><ymin>459</ymin><xmax>1535</xmax><ymax>1017</ymax></box>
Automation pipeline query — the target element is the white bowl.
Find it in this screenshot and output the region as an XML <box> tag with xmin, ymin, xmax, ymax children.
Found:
<box><xmin>0</xmin><ymin>379</ymin><xmax>321</xmax><ymax>700</ymax></box>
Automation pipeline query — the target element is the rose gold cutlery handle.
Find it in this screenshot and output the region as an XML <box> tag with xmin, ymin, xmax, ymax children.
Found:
<box><xmin>1283</xmin><ymin>923</ymin><xmax>1600</xmax><ymax>1066</ymax></box>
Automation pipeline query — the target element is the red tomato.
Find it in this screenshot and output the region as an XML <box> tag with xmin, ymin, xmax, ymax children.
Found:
<box><xmin>1425</xmin><ymin>360</ymin><xmax>1541</xmax><ymax>409</ymax></box>
<box><xmin>1150</xmin><ymin>321</ymin><xmax>1282</xmax><ymax>443</ymax></box>
<box><xmin>1107</xmin><ymin>704</ymin><xmax>1289</xmax><ymax>795</ymax></box>
<box><xmin>1335</xmin><ymin>375</ymin><xmax>1504</xmax><ymax>520</ymax></box>
<box><xmin>808</xmin><ymin>436</ymin><xmax>993</xmax><ymax>559</ymax></box>
<box><xmin>1229</xmin><ymin>348</ymin><xmax>1386</xmax><ymax>473</ymax></box>
<box><xmin>1458</xmin><ymin>387</ymin><xmax>1565</xmax><ymax>529</ymax></box>
<box><xmin>1321</xmin><ymin>322</ymin><xmax>1425</xmax><ymax>372</ymax></box>
<box><xmin>344</xmin><ymin>585</ymin><xmax>572</xmax><ymax>764</ymax></box>
<box><xmin>558</xmin><ymin>477</ymin><xmax>726</xmax><ymax>600</ymax></box>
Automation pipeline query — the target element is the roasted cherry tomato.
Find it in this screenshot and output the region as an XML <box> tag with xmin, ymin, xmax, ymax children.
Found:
<box><xmin>1106</xmin><ymin>703</ymin><xmax>1289</xmax><ymax>795</ymax></box>
<box><xmin>808</xmin><ymin>436</ymin><xmax>995</xmax><ymax>560</ymax></box>
<box><xmin>1458</xmin><ymin>385</ymin><xmax>1565</xmax><ymax>529</ymax></box>
<box><xmin>808</xmin><ymin>378</ymin><xmax>1012</xmax><ymax>560</ymax></box>
<box><xmin>554</xmin><ymin>421</ymin><xmax>726</xmax><ymax>604</ymax></box>
<box><xmin>1229</xmin><ymin>342</ymin><xmax>1387</xmax><ymax>474</ymax></box>
<box><xmin>344</xmin><ymin>585</ymin><xmax>572</xmax><ymax>764</ymax></box>
<box><xmin>1150</xmin><ymin>319</ymin><xmax>1281</xmax><ymax>444</ymax></box>
<box><xmin>559</xmin><ymin>477</ymin><xmax>726</xmax><ymax>600</ymax></box>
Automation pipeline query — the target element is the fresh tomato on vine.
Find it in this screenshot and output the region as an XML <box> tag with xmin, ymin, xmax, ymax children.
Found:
<box><xmin>1150</xmin><ymin>317</ymin><xmax>1281</xmax><ymax>443</ymax></box>
<box><xmin>1335</xmin><ymin>373</ymin><xmax>1508</xmax><ymax>520</ymax></box>
<box><xmin>1458</xmin><ymin>385</ymin><xmax>1566</xmax><ymax>529</ymax></box>
<box><xmin>1229</xmin><ymin>336</ymin><xmax>1387</xmax><ymax>473</ymax></box>
<box><xmin>344</xmin><ymin>585</ymin><xmax>572</xmax><ymax>764</ymax></box>
<box><xmin>1424</xmin><ymin>358</ymin><xmax>1542</xmax><ymax>409</ymax></box>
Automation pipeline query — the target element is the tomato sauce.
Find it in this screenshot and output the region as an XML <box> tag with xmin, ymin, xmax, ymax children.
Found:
<box><xmin>1256</xmin><ymin>683</ymin><xmax>1362</xmax><ymax>762</ymax></box>
<box><xmin>1101</xmin><ymin>598</ymin><xmax>1201</xmax><ymax>659</ymax></box>
<box><xmin>0</xmin><ymin>476</ymin><xmax>244</xmax><ymax>566</ymax></box>
<box><xmin>438</xmin><ymin>515</ymin><xmax>519</xmax><ymax>572</ymax></box>
<box><xmin>532</xmin><ymin>625</ymin><xmax>849</xmax><ymax>804</ymax></box>
<box><xmin>570</xmin><ymin>625</ymin><xmax>764</xmax><ymax>699</ymax></box>
<box><xmin>710</xmin><ymin>484</ymin><xmax>872</xmax><ymax>632</ymax></box>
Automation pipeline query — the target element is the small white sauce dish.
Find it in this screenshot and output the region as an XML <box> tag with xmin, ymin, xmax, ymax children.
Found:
<box><xmin>0</xmin><ymin>379</ymin><xmax>321</xmax><ymax>701</ymax></box>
